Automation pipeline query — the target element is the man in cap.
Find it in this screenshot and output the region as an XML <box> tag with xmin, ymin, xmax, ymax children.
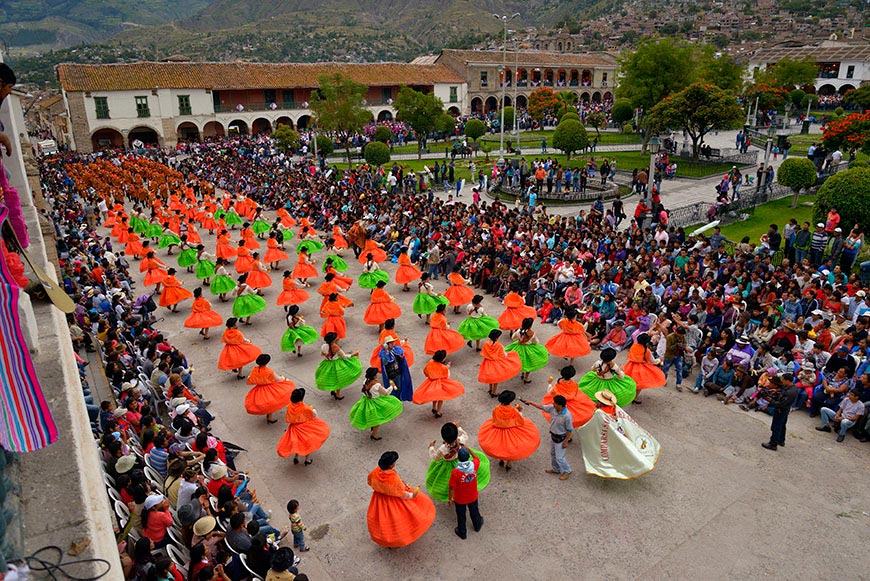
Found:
<box><xmin>447</xmin><ymin>447</ymin><xmax>483</xmax><ymax>539</ymax></box>
<box><xmin>762</xmin><ymin>374</ymin><xmax>798</xmax><ymax>451</ymax></box>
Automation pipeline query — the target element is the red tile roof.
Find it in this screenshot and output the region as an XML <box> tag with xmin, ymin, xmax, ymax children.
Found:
<box><xmin>57</xmin><ymin>62</ymin><xmax>466</xmax><ymax>92</ymax></box>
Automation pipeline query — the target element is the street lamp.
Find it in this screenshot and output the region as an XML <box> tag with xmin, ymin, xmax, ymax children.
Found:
<box><xmin>493</xmin><ymin>12</ymin><xmax>520</xmax><ymax>158</ymax></box>
<box><xmin>648</xmin><ymin>136</ymin><xmax>660</xmax><ymax>196</ymax></box>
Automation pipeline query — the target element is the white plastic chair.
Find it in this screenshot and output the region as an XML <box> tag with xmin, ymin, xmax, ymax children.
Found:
<box><xmin>166</xmin><ymin>544</ymin><xmax>188</xmax><ymax>579</ymax></box>
<box><xmin>106</xmin><ymin>486</ymin><xmax>122</xmax><ymax>503</ymax></box>
<box><xmin>239</xmin><ymin>554</ymin><xmax>264</xmax><ymax>581</ymax></box>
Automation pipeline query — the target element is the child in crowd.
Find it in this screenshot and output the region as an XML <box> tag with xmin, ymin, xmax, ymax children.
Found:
<box><xmin>287</xmin><ymin>499</ymin><xmax>310</xmax><ymax>552</ymax></box>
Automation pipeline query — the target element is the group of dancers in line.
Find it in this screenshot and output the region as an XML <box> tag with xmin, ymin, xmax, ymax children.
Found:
<box><xmin>97</xmin><ymin>177</ymin><xmax>663</xmax><ymax>549</ymax></box>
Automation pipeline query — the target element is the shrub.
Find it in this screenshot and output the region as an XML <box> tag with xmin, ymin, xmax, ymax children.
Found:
<box><xmin>560</xmin><ymin>111</ymin><xmax>581</xmax><ymax>123</ymax></box>
<box><xmin>373</xmin><ymin>126</ymin><xmax>392</xmax><ymax>143</ymax></box>
<box><xmin>363</xmin><ymin>141</ymin><xmax>391</xmax><ymax>166</ymax></box>
<box><xmin>464</xmin><ymin>119</ymin><xmax>486</xmax><ymax>141</ymax></box>
<box><xmin>501</xmin><ymin>106</ymin><xmax>515</xmax><ymax>131</ymax></box>
<box><xmin>622</xmin><ymin>122</ymin><xmax>634</xmax><ymax>134</ymax></box>
<box><xmin>612</xmin><ymin>98</ymin><xmax>634</xmax><ymax>124</ymax></box>
<box><xmin>834</xmin><ymin>106</ymin><xmax>845</xmax><ymax>117</ymax></box>
<box><xmin>272</xmin><ymin>125</ymin><xmax>300</xmax><ymax>152</ymax></box>
<box><xmin>813</xmin><ymin>167</ymin><xmax>870</xmax><ymax>234</ymax></box>
<box><xmin>552</xmin><ymin>119</ymin><xmax>589</xmax><ymax>160</ymax></box>
<box><xmin>315</xmin><ymin>135</ymin><xmax>334</xmax><ymax>156</ymax></box>
<box><xmin>777</xmin><ymin>158</ymin><xmax>818</xmax><ymax>208</ymax></box>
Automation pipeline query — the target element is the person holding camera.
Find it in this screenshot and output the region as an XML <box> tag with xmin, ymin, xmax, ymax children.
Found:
<box><xmin>524</xmin><ymin>395</ymin><xmax>573</xmax><ymax>480</ymax></box>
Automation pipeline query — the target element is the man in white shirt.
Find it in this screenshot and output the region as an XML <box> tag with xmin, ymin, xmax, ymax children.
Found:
<box><xmin>816</xmin><ymin>390</ymin><xmax>864</xmax><ymax>442</ymax></box>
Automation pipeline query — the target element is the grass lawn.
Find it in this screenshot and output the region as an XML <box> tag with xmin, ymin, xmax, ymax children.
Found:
<box><xmin>689</xmin><ymin>195</ymin><xmax>815</xmax><ymax>243</ymax></box>
<box><xmin>480</xmin><ymin>130</ymin><xmax>642</xmax><ymax>147</ymax></box>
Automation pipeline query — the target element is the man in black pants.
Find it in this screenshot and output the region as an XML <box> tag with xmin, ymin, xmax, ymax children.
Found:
<box><xmin>762</xmin><ymin>374</ymin><xmax>798</xmax><ymax>451</ymax></box>
<box><xmin>448</xmin><ymin>448</ymin><xmax>483</xmax><ymax>539</ymax></box>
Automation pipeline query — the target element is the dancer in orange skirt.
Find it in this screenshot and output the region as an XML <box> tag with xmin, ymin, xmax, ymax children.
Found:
<box><xmin>424</xmin><ymin>303</ymin><xmax>466</xmax><ymax>355</ymax></box>
<box><xmin>363</xmin><ymin>280</ymin><xmax>402</xmax><ymax>330</ymax></box>
<box><xmin>124</xmin><ymin>229</ymin><xmax>144</xmax><ymax>259</ymax></box>
<box><xmin>317</xmin><ymin>273</ymin><xmax>353</xmax><ymax>311</ymax></box>
<box><xmin>234</xmin><ymin>241</ymin><xmax>254</xmax><ymax>274</ymax></box>
<box><xmin>366</xmin><ymin>451</ymin><xmax>435</xmax><ymax>548</ymax></box>
<box><xmin>292</xmin><ymin>249</ymin><xmax>318</xmax><ymax>286</ymax></box>
<box><xmin>276</xmin><ymin>388</ymin><xmax>330</xmax><ymax>465</ymax></box>
<box><xmin>357</xmin><ymin>238</ymin><xmax>387</xmax><ymax>264</ymax></box>
<box><xmin>215</xmin><ymin>230</ymin><xmax>237</xmax><ymax>261</ymax></box>
<box><xmin>276</xmin><ymin>207</ymin><xmax>297</xmax><ymax>228</ymax></box>
<box><xmin>142</xmin><ymin>251</ymin><xmax>168</xmax><ymax>292</ymax></box>
<box><xmin>444</xmin><ymin>267</ymin><xmax>475</xmax><ymax>313</ymax></box>
<box><xmin>540</xmin><ymin>366</ymin><xmax>595</xmax><ymax>428</ymax></box>
<box><xmin>246</xmin><ymin>253</ymin><xmax>273</xmax><ymax>290</ymax></box>
<box><xmin>544</xmin><ymin>308</ymin><xmax>591</xmax><ymax>365</ymax></box>
<box><xmin>330</xmin><ymin>224</ymin><xmax>349</xmax><ymax>252</ymax></box>
<box><xmin>245</xmin><ymin>354</ymin><xmax>295</xmax><ymax>424</ymax></box>
<box><xmin>412</xmin><ymin>350</ymin><xmax>465</xmax><ymax>418</ymax></box>
<box><xmin>368</xmin><ymin>319</ymin><xmax>415</xmax><ymax>368</ymax></box>
<box><xmin>158</xmin><ymin>268</ymin><xmax>194</xmax><ymax>312</ymax></box>
<box><xmin>478</xmin><ymin>390</ymin><xmax>541</xmax><ymax>471</ymax></box>
<box><xmin>320</xmin><ymin>293</ymin><xmax>348</xmax><ymax>339</ymax></box>
<box><xmin>394</xmin><ymin>247</ymin><xmax>422</xmax><ymax>292</ymax></box>
<box><xmin>479</xmin><ymin>329</ymin><xmax>522</xmax><ymax>397</ymax></box>
<box><xmin>498</xmin><ymin>290</ymin><xmax>537</xmax><ymax>331</ymax></box>
<box><xmin>183</xmin><ymin>287</ymin><xmax>223</xmax><ymax>339</ymax></box>
<box><xmin>218</xmin><ymin>318</ymin><xmax>263</xmax><ymax>379</ymax></box>
<box><xmin>276</xmin><ymin>271</ymin><xmax>310</xmax><ymax>310</ymax></box>
<box><xmin>264</xmin><ymin>232</ymin><xmax>290</xmax><ymax>269</ymax></box>
<box><xmin>323</xmin><ymin>257</ymin><xmax>353</xmax><ymax>290</ymax></box>
<box><xmin>623</xmin><ymin>333</ymin><xmax>665</xmax><ymax>404</ymax></box>
<box><xmin>240</xmin><ymin>223</ymin><xmax>260</xmax><ymax>249</ymax></box>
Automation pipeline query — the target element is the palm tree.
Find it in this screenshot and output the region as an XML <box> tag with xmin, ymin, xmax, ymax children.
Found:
<box><xmin>557</xmin><ymin>91</ymin><xmax>578</xmax><ymax>117</ymax></box>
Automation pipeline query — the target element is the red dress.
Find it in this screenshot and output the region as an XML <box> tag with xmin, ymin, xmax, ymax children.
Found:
<box><xmin>412</xmin><ymin>360</ymin><xmax>465</xmax><ymax>404</ymax></box>
<box><xmin>158</xmin><ymin>276</ymin><xmax>194</xmax><ymax>307</ymax></box>
<box><xmin>276</xmin><ymin>402</ymin><xmax>330</xmax><ymax>457</ymax></box>
<box><xmin>541</xmin><ymin>379</ymin><xmax>595</xmax><ymax>428</ymax></box>
<box><xmin>394</xmin><ymin>254</ymin><xmax>422</xmax><ymax>285</ymax></box>
<box><xmin>332</xmin><ymin>226</ymin><xmax>349</xmax><ymax>249</ymax></box>
<box><xmin>218</xmin><ymin>328</ymin><xmax>262</xmax><ymax>370</ymax></box>
<box><xmin>184</xmin><ymin>297</ymin><xmax>223</xmax><ymax>329</ymax></box>
<box><xmin>623</xmin><ymin>343</ymin><xmax>667</xmax><ymax>390</ymax></box>
<box><xmin>317</xmin><ymin>281</ymin><xmax>353</xmax><ymax>309</ymax></box>
<box><xmin>363</xmin><ymin>288</ymin><xmax>402</xmax><ymax>326</ymax></box>
<box><xmin>478</xmin><ymin>404</ymin><xmax>541</xmax><ymax>461</ymax></box>
<box><xmin>444</xmin><ymin>272</ymin><xmax>475</xmax><ymax>306</ymax></box>
<box><xmin>244</xmin><ymin>366</ymin><xmax>295</xmax><ymax>415</ymax></box>
<box><xmin>545</xmin><ymin>318</ymin><xmax>592</xmax><ymax>358</ymax></box>
<box><xmin>478</xmin><ymin>341</ymin><xmax>521</xmax><ymax>383</ymax></box>
<box><xmin>276</xmin><ymin>278</ymin><xmax>310</xmax><ymax>306</ymax></box>
<box><xmin>423</xmin><ymin>312</ymin><xmax>466</xmax><ymax>355</ymax></box>
<box><xmin>215</xmin><ymin>234</ymin><xmax>237</xmax><ymax>260</ymax></box>
<box><xmin>497</xmin><ymin>292</ymin><xmax>537</xmax><ymax>330</ymax></box>
<box><xmin>366</xmin><ymin>468</ymin><xmax>435</xmax><ymax>548</ymax></box>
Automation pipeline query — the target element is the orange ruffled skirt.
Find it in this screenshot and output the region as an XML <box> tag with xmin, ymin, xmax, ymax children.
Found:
<box><xmin>143</xmin><ymin>269</ymin><xmax>167</xmax><ymax>287</ymax></box>
<box><xmin>424</xmin><ymin>328</ymin><xmax>466</xmax><ymax>355</ymax></box>
<box><xmin>264</xmin><ymin>248</ymin><xmax>290</xmax><ymax>264</ymax></box>
<box><xmin>159</xmin><ymin>286</ymin><xmax>193</xmax><ymax>307</ymax></box>
<box><xmin>184</xmin><ymin>309</ymin><xmax>223</xmax><ymax>329</ymax></box>
<box><xmin>478</xmin><ymin>352</ymin><xmax>522</xmax><ymax>383</ymax></box>
<box><xmin>218</xmin><ymin>342</ymin><xmax>263</xmax><ymax>370</ymax></box>
<box><xmin>246</xmin><ymin>269</ymin><xmax>273</xmax><ymax>289</ymax></box>
<box><xmin>544</xmin><ymin>333</ymin><xmax>591</xmax><ymax>359</ymax></box>
<box><xmin>276</xmin><ymin>287</ymin><xmax>309</xmax><ymax>306</ymax></box>
<box><xmin>364</xmin><ymin>302</ymin><xmax>402</xmax><ymax>326</ymax></box>
<box><xmin>478</xmin><ymin>417</ymin><xmax>541</xmax><ymax>461</ymax></box>
<box><xmin>369</xmin><ymin>344</ymin><xmax>415</xmax><ymax>368</ymax></box>
<box><xmin>245</xmin><ymin>380</ymin><xmax>295</xmax><ymax>415</ymax></box>
<box><xmin>498</xmin><ymin>306</ymin><xmax>536</xmax><ymax>331</ymax></box>
<box><xmin>412</xmin><ymin>377</ymin><xmax>465</xmax><ymax>404</ymax></box>
<box><xmin>395</xmin><ymin>264</ymin><xmax>422</xmax><ymax>285</ymax></box>
<box><xmin>623</xmin><ymin>361</ymin><xmax>667</xmax><ymax>391</ymax></box>
<box><xmin>358</xmin><ymin>248</ymin><xmax>388</xmax><ymax>264</ymax></box>
<box><xmin>542</xmin><ymin>392</ymin><xmax>595</xmax><ymax>428</ymax></box>
<box><xmin>292</xmin><ymin>262</ymin><xmax>318</xmax><ymax>279</ymax></box>
<box><xmin>320</xmin><ymin>316</ymin><xmax>347</xmax><ymax>338</ymax></box>
<box><xmin>444</xmin><ymin>284</ymin><xmax>475</xmax><ymax>306</ymax></box>
<box><xmin>276</xmin><ymin>418</ymin><xmax>330</xmax><ymax>457</ymax></box>
<box><xmin>367</xmin><ymin>492</ymin><xmax>436</xmax><ymax>548</ymax></box>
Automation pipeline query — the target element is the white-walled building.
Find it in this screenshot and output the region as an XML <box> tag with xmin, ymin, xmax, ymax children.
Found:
<box><xmin>56</xmin><ymin>61</ymin><xmax>467</xmax><ymax>152</ymax></box>
<box><xmin>747</xmin><ymin>42</ymin><xmax>870</xmax><ymax>96</ymax></box>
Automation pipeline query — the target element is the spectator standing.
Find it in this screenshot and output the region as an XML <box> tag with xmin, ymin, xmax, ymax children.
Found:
<box><xmin>447</xmin><ymin>447</ymin><xmax>484</xmax><ymax>540</ymax></box>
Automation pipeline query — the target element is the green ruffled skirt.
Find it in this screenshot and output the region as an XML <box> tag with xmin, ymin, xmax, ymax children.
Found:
<box><xmin>413</xmin><ymin>293</ymin><xmax>450</xmax><ymax>315</ymax></box>
<box><xmin>232</xmin><ymin>294</ymin><xmax>267</xmax><ymax>318</ymax></box>
<box><xmin>505</xmin><ymin>342</ymin><xmax>550</xmax><ymax>372</ymax></box>
<box><xmin>315</xmin><ymin>357</ymin><xmax>363</xmax><ymax>391</ymax></box>
<box><xmin>195</xmin><ymin>259</ymin><xmax>216</xmax><ymax>280</ymax></box>
<box><xmin>298</xmin><ymin>239</ymin><xmax>324</xmax><ymax>254</ymax></box>
<box><xmin>251</xmin><ymin>220</ymin><xmax>271</xmax><ymax>235</ymax></box>
<box><xmin>146</xmin><ymin>224</ymin><xmax>163</xmax><ymax>239</ymax></box>
<box><xmin>130</xmin><ymin>216</ymin><xmax>147</xmax><ymax>234</ymax></box>
<box><xmin>359</xmin><ymin>270</ymin><xmax>390</xmax><ymax>289</ymax></box>
<box><xmin>177</xmin><ymin>248</ymin><xmax>198</xmax><ymax>267</ymax></box>
<box><xmin>322</xmin><ymin>255</ymin><xmax>349</xmax><ymax>272</ymax></box>
<box><xmin>577</xmin><ymin>371</ymin><xmax>638</xmax><ymax>407</ymax></box>
<box><xmin>348</xmin><ymin>395</ymin><xmax>403</xmax><ymax>430</ymax></box>
<box><xmin>225</xmin><ymin>211</ymin><xmax>243</xmax><ymax>226</ymax></box>
<box><xmin>280</xmin><ymin>325</ymin><xmax>319</xmax><ymax>351</ymax></box>
<box><xmin>457</xmin><ymin>316</ymin><xmax>500</xmax><ymax>341</ymax></box>
<box><xmin>214</xmin><ymin>208</ymin><xmax>226</xmax><ymax>220</ymax></box>
<box><xmin>158</xmin><ymin>234</ymin><xmax>181</xmax><ymax>249</ymax></box>
<box><xmin>425</xmin><ymin>449</ymin><xmax>491</xmax><ymax>502</ymax></box>
<box><xmin>210</xmin><ymin>274</ymin><xmax>236</xmax><ymax>294</ymax></box>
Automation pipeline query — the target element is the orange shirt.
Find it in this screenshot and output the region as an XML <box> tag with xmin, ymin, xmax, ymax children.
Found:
<box><xmin>285</xmin><ymin>401</ymin><xmax>314</xmax><ymax>424</ymax></box>
<box><xmin>367</xmin><ymin>468</ymin><xmax>410</xmax><ymax>497</ymax></box>
<box><xmin>491</xmin><ymin>404</ymin><xmax>525</xmax><ymax>428</ymax></box>
<box><xmin>221</xmin><ymin>328</ymin><xmax>246</xmax><ymax>345</ymax></box>
<box><xmin>481</xmin><ymin>341</ymin><xmax>506</xmax><ymax>360</ymax></box>
<box><xmin>247</xmin><ymin>365</ymin><xmax>277</xmax><ymax>386</ymax></box>
<box><xmin>429</xmin><ymin>312</ymin><xmax>448</xmax><ymax>330</ymax></box>
<box><xmin>423</xmin><ymin>360</ymin><xmax>449</xmax><ymax>380</ymax></box>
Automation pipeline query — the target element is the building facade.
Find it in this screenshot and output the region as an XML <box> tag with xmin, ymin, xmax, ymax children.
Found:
<box><xmin>425</xmin><ymin>49</ymin><xmax>618</xmax><ymax>115</ymax></box>
<box><xmin>747</xmin><ymin>42</ymin><xmax>870</xmax><ymax>96</ymax></box>
<box><xmin>57</xmin><ymin>62</ymin><xmax>467</xmax><ymax>152</ymax></box>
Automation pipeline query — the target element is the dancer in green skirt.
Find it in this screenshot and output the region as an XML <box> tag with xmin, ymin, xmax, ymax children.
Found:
<box><xmin>158</xmin><ymin>223</ymin><xmax>181</xmax><ymax>254</ymax></box>
<box><xmin>359</xmin><ymin>253</ymin><xmax>390</xmax><ymax>289</ymax></box>
<box><xmin>413</xmin><ymin>273</ymin><xmax>449</xmax><ymax>323</ymax></box>
<box><xmin>426</xmin><ymin>422</ymin><xmax>490</xmax><ymax>502</ymax></box>
<box><xmin>194</xmin><ymin>245</ymin><xmax>216</xmax><ymax>285</ymax></box>
<box><xmin>280</xmin><ymin>305</ymin><xmax>319</xmax><ymax>357</ymax></box>
<box><xmin>349</xmin><ymin>367</ymin><xmax>403</xmax><ymax>440</ymax></box>
<box><xmin>210</xmin><ymin>258</ymin><xmax>236</xmax><ymax>301</ymax></box>
<box><xmin>232</xmin><ymin>273</ymin><xmax>267</xmax><ymax>325</ymax></box>
<box><xmin>505</xmin><ymin>317</ymin><xmax>550</xmax><ymax>384</ymax></box>
<box><xmin>457</xmin><ymin>294</ymin><xmax>500</xmax><ymax>351</ymax></box>
<box><xmin>176</xmin><ymin>235</ymin><xmax>197</xmax><ymax>272</ymax></box>
<box><xmin>315</xmin><ymin>332</ymin><xmax>363</xmax><ymax>400</ymax></box>
<box><xmin>577</xmin><ymin>347</ymin><xmax>637</xmax><ymax>407</ymax></box>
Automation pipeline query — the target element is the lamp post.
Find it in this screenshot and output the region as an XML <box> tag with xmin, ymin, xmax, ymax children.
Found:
<box><xmin>512</xmin><ymin>38</ymin><xmax>520</xmax><ymax>145</ymax></box>
<box><xmin>648</xmin><ymin>136</ymin><xmax>660</xmax><ymax>196</ymax></box>
<box><xmin>493</xmin><ymin>12</ymin><xmax>520</xmax><ymax>158</ymax></box>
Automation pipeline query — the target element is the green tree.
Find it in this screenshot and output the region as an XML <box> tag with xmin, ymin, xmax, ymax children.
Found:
<box><xmin>800</xmin><ymin>93</ymin><xmax>818</xmax><ymax>112</ymax></box>
<box><xmin>364</xmin><ymin>141</ymin><xmax>391</xmax><ymax>167</ymax></box>
<box><xmin>552</xmin><ymin>119</ymin><xmax>589</xmax><ymax>160</ymax></box>
<box><xmin>556</xmin><ymin>90</ymin><xmax>578</xmax><ymax>116</ymax></box>
<box><xmin>528</xmin><ymin>87</ymin><xmax>560</xmax><ymax>125</ymax></box>
<box><xmin>777</xmin><ymin>158</ymin><xmax>818</xmax><ymax>208</ymax></box>
<box><xmin>770</xmin><ymin>56</ymin><xmax>818</xmax><ymax>89</ymax></box>
<box><xmin>845</xmin><ymin>85</ymin><xmax>870</xmax><ymax>110</ymax></box>
<box><xmin>789</xmin><ymin>89</ymin><xmax>807</xmax><ymax>110</ymax></box>
<box><xmin>586</xmin><ymin>110</ymin><xmax>608</xmax><ymax>137</ymax></box>
<box><xmin>272</xmin><ymin>124</ymin><xmax>300</xmax><ymax>153</ymax></box>
<box><xmin>394</xmin><ymin>86</ymin><xmax>447</xmax><ymax>159</ymax></box>
<box><xmin>813</xmin><ymin>167</ymin><xmax>870</xmax><ymax>235</ymax></box>
<box><xmin>315</xmin><ymin>135</ymin><xmax>334</xmax><ymax>157</ymax></box>
<box><xmin>373</xmin><ymin>126</ymin><xmax>392</xmax><ymax>143</ymax></box>
<box><xmin>647</xmin><ymin>82</ymin><xmax>744</xmax><ymax>160</ymax></box>
<box><xmin>616</xmin><ymin>38</ymin><xmax>697</xmax><ymax>149</ymax></box>
<box><xmin>696</xmin><ymin>47</ymin><xmax>745</xmax><ymax>93</ymax></box>
<box><xmin>501</xmin><ymin>107</ymin><xmax>515</xmax><ymax>132</ymax></box>
<box><xmin>309</xmin><ymin>73</ymin><xmax>371</xmax><ymax>165</ymax></box>
<box><xmin>435</xmin><ymin>113</ymin><xmax>456</xmax><ymax>135</ymax></box>
<box><xmin>464</xmin><ymin>119</ymin><xmax>486</xmax><ymax>142</ymax></box>
<box><xmin>611</xmin><ymin>98</ymin><xmax>634</xmax><ymax>125</ymax></box>
<box><xmin>560</xmin><ymin>111</ymin><xmax>581</xmax><ymax>123</ymax></box>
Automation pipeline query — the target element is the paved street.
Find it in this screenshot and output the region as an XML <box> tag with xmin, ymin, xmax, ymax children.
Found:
<box><xmin>114</xmin><ymin>212</ymin><xmax>870</xmax><ymax>580</ymax></box>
